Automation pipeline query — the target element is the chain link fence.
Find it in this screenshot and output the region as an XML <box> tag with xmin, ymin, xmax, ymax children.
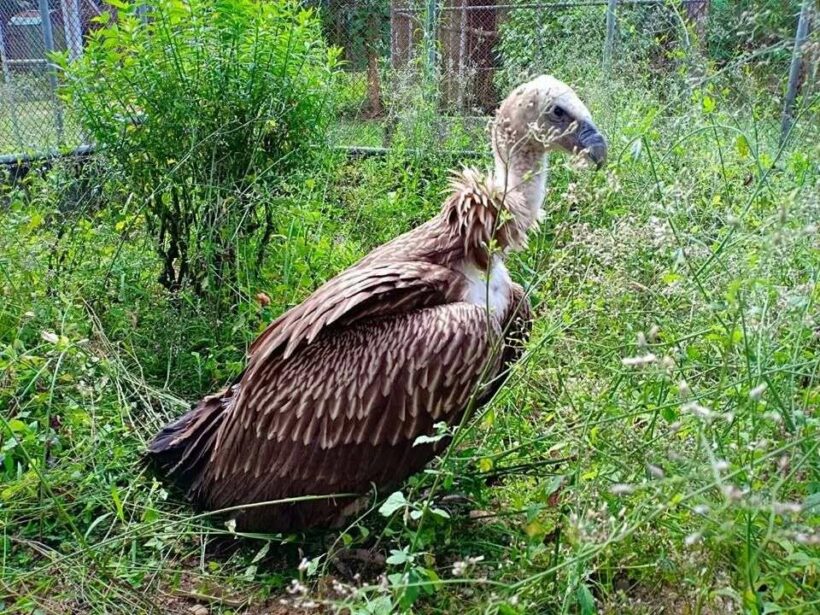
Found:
<box><xmin>314</xmin><ymin>0</ymin><xmax>719</xmax><ymax>150</ymax></box>
<box><xmin>0</xmin><ymin>0</ymin><xmax>99</xmax><ymax>156</ymax></box>
<box><xmin>0</xmin><ymin>0</ymin><xmax>814</xmax><ymax>158</ymax></box>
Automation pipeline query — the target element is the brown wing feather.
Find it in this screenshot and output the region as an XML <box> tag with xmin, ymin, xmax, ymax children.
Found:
<box><xmin>247</xmin><ymin>262</ymin><xmax>464</xmax><ymax>363</ymax></box>
<box><xmin>196</xmin><ymin>303</ymin><xmax>504</xmax><ymax>531</ymax></box>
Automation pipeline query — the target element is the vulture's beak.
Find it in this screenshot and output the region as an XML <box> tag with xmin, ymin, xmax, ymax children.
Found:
<box><xmin>577</xmin><ymin>120</ymin><xmax>607</xmax><ymax>169</ymax></box>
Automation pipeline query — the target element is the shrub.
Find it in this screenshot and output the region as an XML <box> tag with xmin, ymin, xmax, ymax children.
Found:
<box><xmin>60</xmin><ymin>0</ymin><xmax>340</xmax><ymax>292</ymax></box>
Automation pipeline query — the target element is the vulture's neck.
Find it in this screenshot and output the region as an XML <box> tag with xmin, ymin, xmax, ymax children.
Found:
<box><xmin>493</xmin><ymin>145</ymin><xmax>548</xmax><ymax>223</ymax></box>
<box><xmin>444</xmin><ymin>149</ymin><xmax>546</xmax><ymax>272</ymax></box>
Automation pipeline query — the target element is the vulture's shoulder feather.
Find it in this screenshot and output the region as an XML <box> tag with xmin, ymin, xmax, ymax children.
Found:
<box><xmin>248</xmin><ymin>261</ymin><xmax>464</xmax><ymax>363</ymax></box>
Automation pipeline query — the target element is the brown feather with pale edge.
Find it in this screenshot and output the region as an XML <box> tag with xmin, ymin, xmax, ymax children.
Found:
<box><xmin>148</xmin><ymin>168</ymin><xmax>534</xmax><ymax>531</ymax></box>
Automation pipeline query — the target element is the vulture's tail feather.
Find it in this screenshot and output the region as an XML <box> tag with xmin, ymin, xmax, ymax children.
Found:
<box><xmin>147</xmin><ymin>386</ymin><xmax>234</xmax><ymax>498</ymax></box>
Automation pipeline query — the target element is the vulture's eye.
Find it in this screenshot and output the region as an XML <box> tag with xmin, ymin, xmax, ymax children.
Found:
<box><xmin>551</xmin><ymin>106</ymin><xmax>567</xmax><ymax>120</ymax></box>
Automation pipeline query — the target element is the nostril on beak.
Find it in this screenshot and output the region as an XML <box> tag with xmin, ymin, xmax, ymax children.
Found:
<box><xmin>578</xmin><ymin>121</ymin><xmax>607</xmax><ymax>169</ymax></box>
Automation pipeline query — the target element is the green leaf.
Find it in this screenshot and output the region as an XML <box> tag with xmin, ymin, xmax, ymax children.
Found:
<box><xmin>378</xmin><ymin>491</ymin><xmax>407</xmax><ymax>517</ymax></box>
<box><xmin>6</xmin><ymin>419</ymin><xmax>27</xmax><ymax>434</ymax></box>
<box><xmin>702</xmin><ymin>95</ymin><xmax>715</xmax><ymax>114</ymax></box>
<box><xmin>111</xmin><ymin>484</ymin><xmax>124</xmax><ymax>521</ymax></box>
<box><xmin>803</xmin><ymin>491</ymin><xmax>820</xmax><ymax>512</ymax></box>
<box><xmin>576</xmin><ymin>582</ymin><xmax>596</xmax><ymax>615</ymax></box>
<box><xmin>367</xmin><ymin>596</ymin><xmax>394</xmax><ymax>615</ymax></box>
<box><xmin>735</xmin><ymin>135</ymin><xmax>750</xmax><ymax>158</ymax></box>
<box><xmin>545</xmin><ymin>475</ymin><xmax>564</xmax><ymax>497</ymax></box>
<box><xmin>385</xmin><ymin>549</ymin><xmax>408</xmax><ymax>565</ymax></box>
<box><xmin>251</xmin><ymin>541</ymin><xmax>270</xmax><ymax>564</ymax></box>
<box><xmin>84</xmin><ymin>512</ymin><xmax>113</xmax><ymax>540</ymax></box>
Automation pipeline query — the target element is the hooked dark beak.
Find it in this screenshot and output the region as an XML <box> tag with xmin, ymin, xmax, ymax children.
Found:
<box><xmin>577</xmin><ymin>120</ymin><xmax>607</xmax><ymax>169</ymax></box>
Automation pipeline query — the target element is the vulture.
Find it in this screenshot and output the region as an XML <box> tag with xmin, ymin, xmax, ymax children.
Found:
<box><xmin>148</xmin><ymin>75</ymin><xmax>607</xmax><ymax>532</ymax></box>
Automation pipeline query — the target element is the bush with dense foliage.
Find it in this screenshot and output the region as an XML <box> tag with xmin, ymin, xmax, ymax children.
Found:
<box><xmin>60</xmin><ymin>0</ymin><xmax>340</xmax><ymax>292</ymax></box>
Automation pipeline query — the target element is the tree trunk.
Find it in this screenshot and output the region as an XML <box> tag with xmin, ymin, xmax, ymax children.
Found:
<box><xmin>685</xmin><ymin>0</ymin><xmax>710</xmax><ymax>44</ymax></box>
<box><xmin>366</xmin><ymin>11</ymin><xmax>383</xmax><ymax>117</ymax></box>
<box><xmin>468</xmin><ymin>0</ymin><xmax>498</xmax><ymax>113</ymax></box>
<box><xmin>366</xmin><ymin>42</ymin><xmax>383</xmax><ymax>117</ymax></box>
<box><xmin>390</xmin><ymin>0</ymin><xmax>413</xmax><ymax>68</ymax></box>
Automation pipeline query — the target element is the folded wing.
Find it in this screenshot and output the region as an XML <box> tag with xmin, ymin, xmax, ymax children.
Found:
<box><xmin>199</xmin><ymin>301</ymin><xmax>505</xmax><ymax>530</ymax></box>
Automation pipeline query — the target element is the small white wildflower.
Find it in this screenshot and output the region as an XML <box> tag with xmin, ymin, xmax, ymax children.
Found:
<box><xmin>749</xmin><ymin>383</ymin><xmax>768</xmax><ymax>401</ymax></box>
<box><xmin>722</xmin><ymin>484</ymin><xmax>744</xmax><ymax>501</ymax></box>
<box><xmin>622</xmin><ymin>354</ymin><xmax>657</xmax><ymax>367</ymax></box>
<box><xmin>610</xmin><ymin>483</ymin><xmax>636</xmax><ymax>496</ymax></box>
<box><xmin>648</xmin><ymin>324</ymin><xmax>661</xmax><ymax>342</ymax></box>
<box><xmin>726</xmin><ymin>214</ymin><xmax>741</xmax><ymax>228</ymax></box>
<box><xmin>684</xmin><ymin>532</ymin><xmax>702</xmax><ymax>546</ymax></box>
<box><xmin>661</xmin><ymin>355</ymin><xmax>676</xmax><ymax>371</ymax></box>
<box><xmin>763</xmin><ymin>411</ymin><xmax>783</xmax><ymax>424</ymax></box>
<box><xmin>678</xmin><ymin>380</ymin><xmax>691</xmax><ymax>398</ymax></box>
<box><xmin>693</xmin><ymin>504</ymin><xmax>710</xmax><ymax>515</ymax></box>
<box><xmin>636</xmin><ymin>332</ymin><xmax>648</xmax><ymax>350</ymax></box>
<box><xmin>713</xmin><ymin>459</ymin><xmax>730</xmax><ymax>472</ymax></box>
<box><xmin>794</xmin><ymin>532</ymin><xmax>820</xmax><ymax>546</ymax></box>
<box><xmin>41</xmin><ymin>330</ymin><xmax>59</xmax><ymax>344</ymax></box>
<box><xmin>298</xmin><ymin>557</ymin><xmax>310</xmax><ymax>573</ymax></box>
<box><xmin>772</xmin><ymin>502</ymin><xmax>802</xmax><ymax>515</ymax></box>
<box><xmin>451</xmin><ymin>555</ymin><xmax>484</xmax><ymax>577</ymax></box>
<box><xmin>224</xmin><ymin>518</ymin><xmax>236</xmax><ymax>533</ymax></box>
<box><xmin>683</xmin><ymin>401</ymin><xmax>714</xmax><ymax>420</ymax></box>
<box><xmin>647</xmin><ymin>464</ymin><xmax>665</xmax><ymax>479</ymax></box>
<box><xmin>288</xmin><ymin>579</ymin><xmax>307</xmax><ymax>595</ymax></box>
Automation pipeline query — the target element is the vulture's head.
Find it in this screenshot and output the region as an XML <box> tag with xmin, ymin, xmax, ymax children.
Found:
<box><xmin>493</xmin><ymin>75</ymin><xmax>607</xmax><ymax>169</ymax></box>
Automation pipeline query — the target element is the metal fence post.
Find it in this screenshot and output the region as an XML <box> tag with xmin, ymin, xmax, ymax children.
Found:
<box><xmin>780</xmin><ymin>0</ymin><xmax>813</xmax><ymax>143</ymax></box>
<box><xmin>38</xmin><ymin>0</ymin><xmax>65</xmax><ymax>146</ymax></box>
<box><xmin>603</xmin><ymin>0</ymin><xmax>618</xmax><ymax>71</ymax></box>
<box><xmin>60</xmin><ymin>0</ymin><xmax>84</xmax><ymax>61</ymax></box>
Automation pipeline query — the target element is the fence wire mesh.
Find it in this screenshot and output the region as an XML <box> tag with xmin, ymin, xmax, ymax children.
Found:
<box><xmin>0</xmin><ymin>0</ymin><xmax>813</xmax><ymax>158</ymax></box>
<box><xmin>0</xmin><ymin>0</ymin><xmax>96</xmax><ymax>155</ymax></box>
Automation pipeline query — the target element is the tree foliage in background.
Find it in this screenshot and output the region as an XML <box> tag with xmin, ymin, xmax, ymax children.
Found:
<box><xmin>495</xmin><ymin>0</ymin><xmax>809</xmax><ymax>96</ymax></box>
<box><xmin>60</xmin><ymin>0</ymin><xmax>340</xmax><ymax>293</ymax></box>
<box><xmin>309</xmin><ymin>0</ymin><xmax>391</xmax><ymax>117</ymax></box>
<box><xmin>495</xmin><ymin>5</ymin><xmax>606</xmax><ymax>92</ymax></box>
<box><xmin>708</xmin><ymin>0</ymin><xmax>805</xmax><ymax>64</ymax></box>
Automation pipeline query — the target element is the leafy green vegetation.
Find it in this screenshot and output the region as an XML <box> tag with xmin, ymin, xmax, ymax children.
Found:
<box><xmin>1</xmin><ymin>1</ymin><xmax>817</xmax><ymax>613</ymax></box>
<box><xmin>58</xmin><ymin>0</ymin><xmax>340</xmax><ymax>294</ymax></box>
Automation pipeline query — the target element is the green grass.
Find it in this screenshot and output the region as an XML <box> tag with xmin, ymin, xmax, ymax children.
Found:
<box><xmin>1</xmin><ymin>60</ymin><xmax>818</xmax><ymax>615</ymax></box>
